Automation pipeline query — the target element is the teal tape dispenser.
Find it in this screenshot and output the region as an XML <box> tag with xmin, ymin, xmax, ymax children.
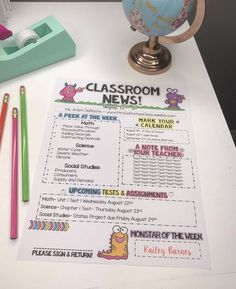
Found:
<box><xmin>0</xmin><ymin>15</ymin><xmax>76</xmax><ymax>83</ymax></box>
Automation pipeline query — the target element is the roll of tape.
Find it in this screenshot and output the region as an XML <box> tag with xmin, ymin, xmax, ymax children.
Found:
<box><xmin>15</xmin><ymin>28</ymin><xmax>39</xmax><ymax>49</ymax></box>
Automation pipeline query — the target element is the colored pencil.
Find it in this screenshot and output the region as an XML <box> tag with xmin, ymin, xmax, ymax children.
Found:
<box><xmin>20</xmin><ymin>86</ymin><xmax>29</xmax><ymax>202</ymax></box>
<box><xmin>10</xmin><ymin>108</ymin><xmax>18</xmax><ymax>240</ymax></box>
<box><xmin>0</xmin><ymin>93</ymin><xmax>9</xmax><ymax>147</ymax></box>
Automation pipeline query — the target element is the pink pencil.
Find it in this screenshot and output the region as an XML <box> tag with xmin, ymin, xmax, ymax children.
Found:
<box><xmin>10</xmin><ymin>108</ymin><xmax>18</xmax><ymax>240</ymax></box>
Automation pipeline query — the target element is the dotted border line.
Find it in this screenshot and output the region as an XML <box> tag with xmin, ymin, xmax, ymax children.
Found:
<box><xmin>33</xmin><ymin>247</ymin><xmax>93</xmax><ymax>252</ymax></box>
<box><xmin>52</xmin><ymin>116</ymin><xmax>120</xmax><ymax>123</ymax></box>
<box><xmin>36</xmin><ymin>193</ymin><xmax>197</xmax><ymax>228</ymax></box>
<box><xmin>121</xmin><ymin>155</ymin><xmax>196</xmax><ymax>189</ymax></box>
<box><xmin>134</xmin><ymin>239</ymin><xmax>202</xmax><ymax>260</ymax></box>
<box><xmin>42</xmin><ymin>115</ymin><xmax>122</xmax><ymax>187</ymax></box>
<box><xmin>36</xmin><ymin>193</ymin><xmax>42</xmax><ymax>219</ymax></box>
<box><xmin>124</xmin><ymin>127</ymin><xmax>190</xmax><ymax>145</ymax></box>
<box><xmin>39</xmin><ymin>192</ymin><xmax>197</xmax><ymax>203</ymax></box>
<box><xmin>60</xmin><ymin>107</ymin><xmax>179</xmax><ymax>119</ymax></box>
<box><xmin>42</xmin><ymin>118</ymin><xmax>57</xmax><ymax>182</ymax></box>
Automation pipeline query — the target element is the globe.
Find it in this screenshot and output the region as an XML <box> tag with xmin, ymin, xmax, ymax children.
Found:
<box><xmin>122</xmin><ymin>0</ymin><xmax>205</xmax><ymax>74</ymax></box>
<box><xmin>122</xmin><ymin>0</ymin><xmax>195</xmax><ymax>37</ymax></box>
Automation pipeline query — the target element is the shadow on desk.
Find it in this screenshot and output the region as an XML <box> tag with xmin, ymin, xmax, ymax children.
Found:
<box><xmin>189</xmin><ymin>0</ymin><xmax>236</xmax><ymax>145</ymax></box>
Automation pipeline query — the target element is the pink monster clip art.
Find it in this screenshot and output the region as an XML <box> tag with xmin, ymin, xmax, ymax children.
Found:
<box><xmin>60</xmin><ymin>83</ymin><xmax>84</xmax><ymax>102</ymax></box>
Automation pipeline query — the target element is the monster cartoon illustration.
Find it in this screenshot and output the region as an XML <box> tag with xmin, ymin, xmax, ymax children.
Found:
<box><xmin>59</xmin><ymin>82</ymin><xmax>84</xmax><ymax>102</ymax></box>
<box><xmin>165</xmin><ymin>88</ymin><xmax>185</xmax><ymax>109</ymax></box>
<box><xmin>97</xmin><ymin>225</ymin><xmax>128</xmax><ymax>260</ymax></box>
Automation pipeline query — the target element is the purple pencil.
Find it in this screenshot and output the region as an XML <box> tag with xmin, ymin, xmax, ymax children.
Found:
<box><xmin>10</xmin><ymin>108</ymin><xmax>18</xmax><ymax>240</ymax></box>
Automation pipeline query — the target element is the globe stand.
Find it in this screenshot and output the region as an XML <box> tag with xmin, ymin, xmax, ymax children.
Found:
<box><xmin>128</xmin><ymin>36</ymin><xmax>171</xmax><ymax>75</ymax></box>
<box><xmin>126</xmin><ymin>0</ymin><xmax>205</xmax><ymax>75</ymax></box>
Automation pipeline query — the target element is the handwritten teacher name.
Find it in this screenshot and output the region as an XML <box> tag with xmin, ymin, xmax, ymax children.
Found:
<box><xmin>143</xmin><ymin>245</ymin><xmax>192</xmax><ymax>257</ymax></box>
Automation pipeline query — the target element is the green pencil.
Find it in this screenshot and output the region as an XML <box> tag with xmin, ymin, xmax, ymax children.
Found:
<box><xmin>20</xmin><ymin>86</ymin><xmax>29</xmax><ymax>202</ymax></box>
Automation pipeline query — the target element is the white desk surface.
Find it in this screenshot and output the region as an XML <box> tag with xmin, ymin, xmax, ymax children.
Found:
<box><xmin>0</xmin><ymin>2</ymin><xmax>236</xmax><ymax>289</ymax></box>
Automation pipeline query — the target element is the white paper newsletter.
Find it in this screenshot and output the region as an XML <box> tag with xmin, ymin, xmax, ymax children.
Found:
<box><xmin>18</xmin><ymin>79</ymin><xmax>210</xmax><ymax>268</ymax></box>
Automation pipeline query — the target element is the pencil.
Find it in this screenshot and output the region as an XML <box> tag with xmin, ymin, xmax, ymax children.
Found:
<box><xmin>10</xmin><ymin>108</ymin><xmax>18</xmax><ymax>240</ymax></box>
<box><xmin>0</xmin><ymin>93</ymin><xmax>9</xmax><ymax>147</ymax></box>
<box><xmin>20</xmin><ymin>86</ymin><xmax>29</xmax><ymax>202</ymax></box>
